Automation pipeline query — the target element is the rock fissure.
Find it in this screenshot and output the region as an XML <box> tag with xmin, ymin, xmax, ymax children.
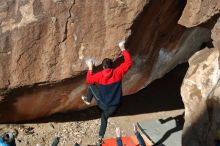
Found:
<box><xmin>62</xmin><ymin>1</ymin><xmax>74</xmax><ymax>43</ymax></box>
<box><xmin>53</xmin><ymin>1</ymin><xmax>75</xmax><ymax>51</ymax></box>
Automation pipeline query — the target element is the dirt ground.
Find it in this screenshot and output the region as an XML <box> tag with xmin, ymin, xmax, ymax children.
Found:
<box><xmin>0</xmin><ymin>109</ymin><xmax>184</xmax><ymax>146</ymax></box>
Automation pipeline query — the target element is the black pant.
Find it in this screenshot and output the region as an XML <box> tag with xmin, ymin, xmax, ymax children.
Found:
<box><xmin>86</xmin><ymin>85</ymin><xmax>118</xmax><ymax>138</ymax></box>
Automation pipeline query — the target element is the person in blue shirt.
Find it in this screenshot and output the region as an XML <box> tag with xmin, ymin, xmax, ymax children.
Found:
<box><xmin>0</xmin><ymin>136</ymin><xmax>8</xmax><ymax>146</ymax></box>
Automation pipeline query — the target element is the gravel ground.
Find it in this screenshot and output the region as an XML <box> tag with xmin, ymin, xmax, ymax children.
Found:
<box><xmin>0</xmin><ymin>109</ymin><xmax>184</xmax><ymax>146</ymax></box>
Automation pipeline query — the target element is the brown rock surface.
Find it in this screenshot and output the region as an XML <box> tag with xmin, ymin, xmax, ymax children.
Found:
<box><xmin>212</xmin><ymin>17</ymin><xmax>220</xmax><ymax>49</ymax></box>
<box><xmin>0</xmin><ymin>0</ymin><xmax>148</xmax><ymax>122</ymax></box>
<box><xmin>0</xmin><ymin>0</ymin><xmax>148</xmax><ymax>89</ymax></box>
<box><xmin>181</xmin><ymin>48</ymin><xmax>220</xmax><ymax>146</ymax></box>
<box><xmin>178</xmin><ymin>0</ymin><xmax>220</xmax><ymax>27</ymax></box>
<box><xmin>0</xmin><ymin>0</ymin><xmax>213</xmax><ymax>122</ymax></box>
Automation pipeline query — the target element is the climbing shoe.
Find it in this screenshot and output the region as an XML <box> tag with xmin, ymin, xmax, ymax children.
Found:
<box><xmin>81</xmin><ymin>95</ymin><xmax>91</xmax><ymax>105</ymax></box>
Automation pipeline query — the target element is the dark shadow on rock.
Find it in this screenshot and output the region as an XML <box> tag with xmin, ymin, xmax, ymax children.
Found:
<box><xmin>28</xmin><ymin>63</ymin><xmax>188</xmax><ymax>123</ymax></box>
<box><xmin>116</xmin><ymin>63</ymin><xmax>187</xmax><ymax>116</ymax></box>
<box><xmin>182</xmin><ymin>100</ymin><xmax>220</xmax><ymax>146</ymax></box>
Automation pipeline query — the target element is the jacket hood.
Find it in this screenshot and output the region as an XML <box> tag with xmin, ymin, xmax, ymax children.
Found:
<box><xmin>102</xmin><ymin>69</ymin><xmax>113</xmax><ymax>79</ymax></box>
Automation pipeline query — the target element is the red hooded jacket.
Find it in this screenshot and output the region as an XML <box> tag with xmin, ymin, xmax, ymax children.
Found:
<box><xmin>86</xmin><ymin>50</ymin><xmax>132</xmax><ymax>106</ymax></box>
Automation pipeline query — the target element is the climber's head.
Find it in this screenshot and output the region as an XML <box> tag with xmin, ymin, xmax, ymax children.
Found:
<box><xmin>102</xmin><ymin>58</ymin><xmax>113</xmax><ymax>69</ymax></box>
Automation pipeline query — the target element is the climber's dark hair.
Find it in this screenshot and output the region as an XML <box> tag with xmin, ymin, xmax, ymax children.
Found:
<box><xmin>102</xmin><ymin>58</ymin><xmax>113</xmax><ymax>69</ymax></box>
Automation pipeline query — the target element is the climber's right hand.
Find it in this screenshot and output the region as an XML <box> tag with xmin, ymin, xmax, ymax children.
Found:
<box><xmin>118</xmin><ymin>40</ymin><xmax>126</xmax><ymax>51</ymax></box>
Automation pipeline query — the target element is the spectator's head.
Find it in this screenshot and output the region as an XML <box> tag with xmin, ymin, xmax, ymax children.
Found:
<box><xmin>102</xmin><ymin>58</ymin><xmax>113</xmax><ymax>69</ymax></box>
<box><xmin>2</xmin><ymin>129</ymin><xmax>18</xmax><ymax>144</ymax></box>
<box><xmin>2</xmin><ymin>133</ymin><xmax>10</xmax><ymax>144</ymax></box>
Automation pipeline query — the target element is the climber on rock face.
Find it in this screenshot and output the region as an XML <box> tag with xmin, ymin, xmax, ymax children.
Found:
<box><xmin>81</xmin><ymin>40</ymin><xmax>133</xmax><ymax>146</ymax></box>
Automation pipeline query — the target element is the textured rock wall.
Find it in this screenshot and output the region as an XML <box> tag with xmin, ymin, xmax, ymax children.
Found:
<box><xmin>0</xmin><ymin>0</ymin><xmax>213</xmax><ymax>122</ymax></box>
<box><xmin>212</xmin><ymin>18</ymin><xmax>220</xmax><ymax>49</ymax></box>
<box><xmin>181</xmin><ymin>48</ymin><xmax>220</xmax><ymax>146</ymax></box>
<box><xmin>180</xmin><ymin>1</ymin><xmax>220</xmax><ymax>144</ymax></box>
<box><xmin>178</xmin><ymin>0</ymin><xmax>220</xmax><ymax>27</ymax></box>
<box><xmin>0</xmin><ymin>0</ymin><xmax>147</xmax><ymax>89</ymax></box>
<box><xmin>0</xmin><ymin>0</ymin><xmax>148</xmax><ymax>122</ymax></box>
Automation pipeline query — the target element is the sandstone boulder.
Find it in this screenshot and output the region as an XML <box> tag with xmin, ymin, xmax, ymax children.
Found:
<box><xmin>181</xmin><ymin>48</ymin><xmax>220</xmax><ymax>146</ymax></box>
<box><xmin>0</xmin><ymin>0</ymin><xmax>148</xmax><ymax>89</ymax></box>
<box><xmin>212</xmin><ymin>17</ymin><xmax>220</xmax><ymax>49</ymax></box>
<box><xmin>178</xmin><ymin>0</ymin><xmax>220</xmax><ymax>27</ymax></box>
